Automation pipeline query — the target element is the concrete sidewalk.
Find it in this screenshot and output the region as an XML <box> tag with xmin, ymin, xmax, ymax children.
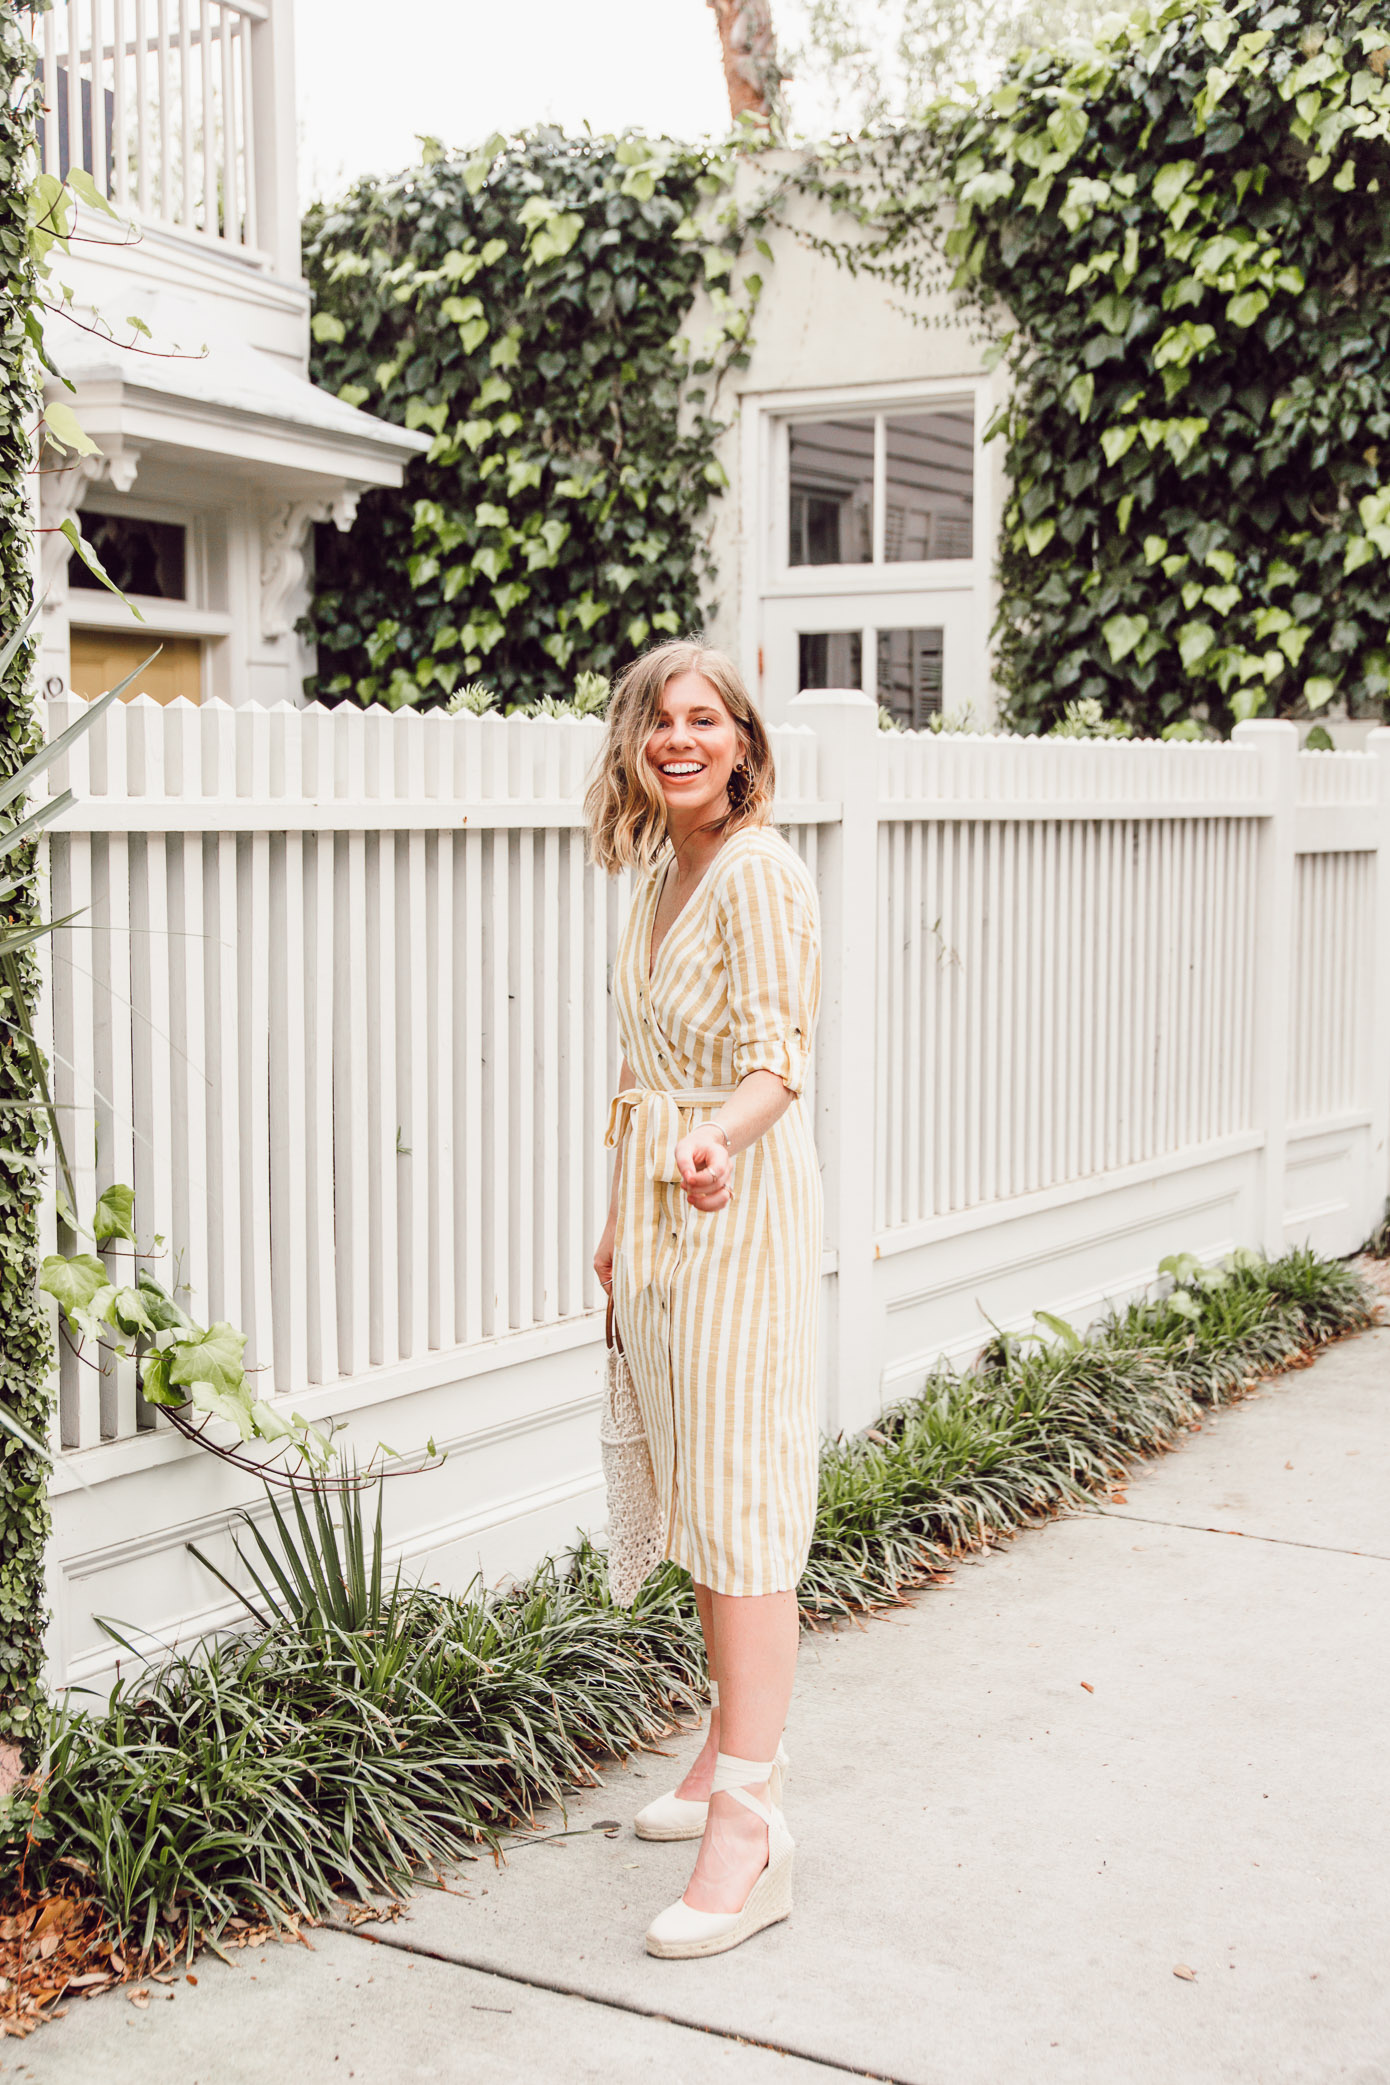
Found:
<box><xmin>19</xmin><ymin>1322</ymin><xmax>1389</xmax><ymax>2085</ymax></box>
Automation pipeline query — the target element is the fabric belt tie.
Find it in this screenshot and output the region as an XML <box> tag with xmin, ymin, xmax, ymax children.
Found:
<box><xmin>605</xmin><ymin>1085</ymin><xmax>740</xmax><ymax>1295</ymax></box>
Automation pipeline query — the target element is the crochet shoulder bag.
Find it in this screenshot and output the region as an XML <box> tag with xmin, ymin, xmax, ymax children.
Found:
<box><xmin>599</xmin><ymin>1296</ymin><xmax>665</xmax><ymax>1605</ymax></box>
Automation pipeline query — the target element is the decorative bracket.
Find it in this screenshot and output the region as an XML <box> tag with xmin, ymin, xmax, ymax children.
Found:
<box><xmin>260</xmin><ymin>490</ymin><xmax>361</xmax><ymax>639</ymax></box>
<box><xmin>40</xmin><ymin>447</ymin><xmax>141</xmax><ymax>602</ymax></box>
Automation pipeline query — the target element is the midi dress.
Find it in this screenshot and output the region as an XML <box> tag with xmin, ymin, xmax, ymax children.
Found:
<box><xmin>606</xmin><ymin>823</ymin><xmax>823</xmax><ymax>1597</ymax></box>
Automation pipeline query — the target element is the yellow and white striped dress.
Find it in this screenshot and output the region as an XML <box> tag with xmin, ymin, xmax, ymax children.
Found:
<box><xmin>606</xmin><ymin>824</ymin><xmax>823</xmax><ymax>1596</ymax></box>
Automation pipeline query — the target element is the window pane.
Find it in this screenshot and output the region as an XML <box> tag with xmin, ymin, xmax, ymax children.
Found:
<box><xmin>788</xmin><ymin>419</ymin><xmax>874</xmax><ymax>566</ymax></box>
<box><xmin>883</xmin><ymin>410</ymin><xmax>973</xmax><ymax>562</ymax></box>
<box><xmin>877</xmin><ymin>627</ymin><xmax>943</xmax><ymax>728</ymax></box>
<box><xmin>71</xmin><ymin>512</ymin><xmax>187</xmax><ymax>599</ymax></box>
<box><xmin>799</xmin><ymin>630</ymin><xmax>863</xmax><ymax>690</ymax></box>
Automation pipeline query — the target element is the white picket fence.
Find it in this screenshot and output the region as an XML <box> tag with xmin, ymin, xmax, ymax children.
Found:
<box><xmin>37</xmin><ymin>694</ymin><xmax>1390</xmax><ymax>1695</ymax></box>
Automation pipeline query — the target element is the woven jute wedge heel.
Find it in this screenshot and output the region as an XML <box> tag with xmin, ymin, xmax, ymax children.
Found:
<box><xmin>644</xmin><ymin>1760</ymin><xmax>794</xmax><ymax>1960</ymax></box>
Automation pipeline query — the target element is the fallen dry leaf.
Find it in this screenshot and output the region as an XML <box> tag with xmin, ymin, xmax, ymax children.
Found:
<box><xmin>1080</xmin><ymin>1682</ymin><xmax>1095</xmax><ymax>1694</ymax></box>
<box><xmin>1285</xmin><ymin>1461</ymin><xmax>1294</xmax><ymax>1470</ymax></box>
<box><xmin>1173</xmin><ymin>1964</ymin><xmax>1197</xmax><ymax>1981</ymax></box>
<box><xmin>185</xmin><ymin>1973</ymin><xmax>198</xmax><ymax>1986</ymax></box>
<box><xmin>128</xmin><ymin>1988</ymin><xmax>150</xmax><ymax>2009</ymax></box>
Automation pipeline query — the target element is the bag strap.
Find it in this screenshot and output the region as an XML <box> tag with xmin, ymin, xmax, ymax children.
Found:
<box><xmin>605</xmin><ymin>1294</ymin><xmax>625</xmax><ymax>1356</ymax></box>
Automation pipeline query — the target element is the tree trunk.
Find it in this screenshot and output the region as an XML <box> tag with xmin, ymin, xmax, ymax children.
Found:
<box><xmin>707</xmin><ymin>0</ymin><xmax>784</xmax><ymax>124</ymax></box>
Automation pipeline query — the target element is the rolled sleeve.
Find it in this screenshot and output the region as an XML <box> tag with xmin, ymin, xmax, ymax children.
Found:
<box><xmin>715</xmin><ymin>843</ymin><xmax>821</xmax><ymax>1094</ymax></box>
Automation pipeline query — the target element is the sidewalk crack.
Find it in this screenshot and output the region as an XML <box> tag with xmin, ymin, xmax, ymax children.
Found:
<box><xmin>328</xmin><ymin>1920</ymin><xmax>916</xmax><ymax>2084</ymax></box>
<box><xmin>1088</xmin><ymin>1510</ymin><xmax>1390</xmax><ymax>1562</ymax></box>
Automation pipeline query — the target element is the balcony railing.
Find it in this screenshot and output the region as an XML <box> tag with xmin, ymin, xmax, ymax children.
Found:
<box><xmin>39</xmin><ymin>0</ymin><xmax>270</xmax><ymax>259</ymax></box>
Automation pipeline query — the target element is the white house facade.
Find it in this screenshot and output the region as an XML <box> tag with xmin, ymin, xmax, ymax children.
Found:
<box><xmin>35</xmin><ymin>0</ymin><xmax>427</xmax><ymax>713</ymax></box>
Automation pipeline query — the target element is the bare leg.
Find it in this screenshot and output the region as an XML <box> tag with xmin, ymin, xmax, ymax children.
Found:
<box><xmin>682</xmin><ymin>1588</ymin><xmax>798</xmax><ymax>1913</ymax></box>
<box><xmin>674</xmin><ymin>1580</ymin><xmax>719</xmax><ymax>1800</ymax></box>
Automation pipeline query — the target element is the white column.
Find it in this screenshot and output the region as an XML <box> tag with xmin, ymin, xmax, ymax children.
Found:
<box><xmin>790</xmin><ymin>686</ymin><xmax>879</xmax><ymax>1435</ymax></box>
<box><xmin>1367</xmin><ymin>728</ymin><xmax>1390</xmax><ymax>1233</ymax></box>
<box><xmin>1233</xmin><ymin>718</ymin><xmax>1298</xmax><ymax>1257</ymax></box>
<box><xmin>249</xmin><ymin>0</ymin><xmax>301</xmax><ymax>280</ymax></box>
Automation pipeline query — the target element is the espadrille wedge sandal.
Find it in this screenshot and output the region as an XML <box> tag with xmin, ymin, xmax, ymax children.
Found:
<box><xmin>644</xmin><ymin>1756</ymin><xmax>794</xmax><ymax>1960</ymax></box>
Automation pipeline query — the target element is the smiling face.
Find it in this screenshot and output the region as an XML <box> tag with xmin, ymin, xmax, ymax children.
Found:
<box><xmin>643</xmin><ymin>671</ymin><xmax>742</xmax><ymax>824</ymax></box>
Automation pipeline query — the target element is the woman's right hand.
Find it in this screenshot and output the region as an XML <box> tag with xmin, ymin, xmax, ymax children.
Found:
<box><xmin>594</xmin><ymin>1212</ymin><xmax>617</xmax><ymax>1296</ymax></box>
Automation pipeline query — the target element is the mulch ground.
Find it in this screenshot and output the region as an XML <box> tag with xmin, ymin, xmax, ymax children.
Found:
<box><xmin>0</xmin><ymin>1871</ymin><xmax>337</xmax><ymax>2039</ymax></box>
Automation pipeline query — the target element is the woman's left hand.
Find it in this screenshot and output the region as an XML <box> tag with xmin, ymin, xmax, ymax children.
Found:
<box><xmin>675</xmin><ymin>1127</ymin><xmax>731</xmax><ymax>1211</ymax></box>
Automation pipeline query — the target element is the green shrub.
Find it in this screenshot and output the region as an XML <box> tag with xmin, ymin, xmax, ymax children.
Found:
<box><xmin>801</xmin><ymin>0</ymin><xmax>1390</xmax><ymax>736</ymax></box>
<box><xmin>303</xmin><ymin>131</ymin><xmax>758</xmax><ymax>710</ymax></box>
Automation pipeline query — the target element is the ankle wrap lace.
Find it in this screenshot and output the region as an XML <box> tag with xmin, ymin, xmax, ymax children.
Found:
<box><xmin>711</xmin><ymin>1750</ymin><xmax>777</xmax><ymax>1794</ymax></box>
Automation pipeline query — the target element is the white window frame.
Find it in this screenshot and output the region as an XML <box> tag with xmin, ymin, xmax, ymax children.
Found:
<box><xmin>746</xmin><ymin>374</ymin><xmax>993</xmax><ymax>604</ymax></box>
<box><xmin>65</xmin><ymin>495</ymin><xmax>232</xmax><ymax>643</ymax></box>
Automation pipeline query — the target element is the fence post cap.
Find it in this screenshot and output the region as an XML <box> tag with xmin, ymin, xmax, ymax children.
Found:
<box><xmin>788</xmin><ymin>687</ymin><xmax>877</xmax><ymax>712</ymax></box>
<box><xmin>1230</xmin><ymin>718</ymin><xmax>1299</xmax><ymax>741</ymax></box>
<box><xmin>1365</xmin><ymin>725</ymin><xmax>1390</xmax><ymax>753</ymax></box>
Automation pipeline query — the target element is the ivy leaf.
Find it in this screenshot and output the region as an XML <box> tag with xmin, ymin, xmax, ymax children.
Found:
<box><xmin>1178</xmin><ymin>622</ymin><xmax>1217</xmax><ymax>670</ymax></box>
<box><xmin>1102</xmin><ymin>613</ymin><xmax>1148</xmax><ymax>663</ymax></box>
<box><xmin>1303</xmin><ymin>677</ymin><xmax>1336</xmax><ymax>710</ymax></box>
<box><xmin>1066</xmin><ymin>372</ymin><xmax>1095</xmax><ymax>421</ymax></box>
<box><xmin>93</xmin><ymin>1183</ymin><xmax>137</xmax><ymax>1247</ymax></box>
<box><xmin>1153</xmin><ymin>161</ymin><xmax>1198</xmax><ymax>213</ymax></box>
<box><xmin>168</xmin><ymin>1322</ymin><xmax>249</xmax><ymax>1406</ymax></box>
<box><xmin>39</xmin><ymin>1252</ymin><xmax>109</xmax><ymax>1321</ymax></box>
<box><xmin>108</xmin><ymin>1286</ymin><xmax>156</xmax><ymax>1337</ymax></box>
<box><xmin>43</xmin><ymin>399</ymin><xmax>98</xmax><ymax>455</ymax></box>
<box><xmin>187</xmin><ymin>1377</ymin><xmax>256</xmax><ymax>1437</ymax></box>
<box><xmin>1092</xmin><ymin>292</ymin><xmax>1131</xmax><ymax>336</ymax></box>
<box><xmin>311</xmin><ymin>311</ymin><xmax>346</xmax><ymax>344</ymax></box>
<box><xmin>527</xmin><ymin>212</ymin><xmax>584</xmax><ymax>267</ymax></box>
<box><xmin>1226</xmin><ymin>289</ymin><xmax>1269</xmax><ymax>326</ymax></box>
<box><xmin>1046</xmin><ymin>104</ymin><xmax>1088</xmax><ymax>161</ymax></box>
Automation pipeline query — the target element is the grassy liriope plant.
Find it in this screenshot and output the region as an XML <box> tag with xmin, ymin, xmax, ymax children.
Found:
<box><xmin>0</xmin><ymin>1245</ymin><xmax>1375</xmax><ymax>1977</ymax></box>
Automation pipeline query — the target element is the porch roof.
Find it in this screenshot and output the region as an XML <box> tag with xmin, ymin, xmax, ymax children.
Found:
<box><xmin>45</xmin><ymin>295</ymin><xmax>430</xmax><ymax>496</ymax></box>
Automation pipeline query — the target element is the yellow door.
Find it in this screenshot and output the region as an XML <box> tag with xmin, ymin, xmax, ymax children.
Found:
<box><xmin>69</xmin><ymin>631</ymin><xmax>202</xmax><ymax>705</ymax></box>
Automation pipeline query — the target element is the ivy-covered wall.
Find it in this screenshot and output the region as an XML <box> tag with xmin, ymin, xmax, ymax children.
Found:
<box><xmin>0</xmin><ymin>8</ymin><xmax>53</xmax><ymax>1749</ymax></box>
<box><xmin>801</xmin><ymin>0</ymin><xmax>1390</xmax><ymax>736</ymax></box>
<box><xmin>304</xmin><ymin>131</ymin><xmax>757</xmax><ymax>710</ymax></box>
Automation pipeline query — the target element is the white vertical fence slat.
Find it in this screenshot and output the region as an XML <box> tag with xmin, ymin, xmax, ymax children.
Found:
<box><xmin>36</xmin><ymin>701</ymin><xmax>1387</xmax><ymax>1478</ymax></box>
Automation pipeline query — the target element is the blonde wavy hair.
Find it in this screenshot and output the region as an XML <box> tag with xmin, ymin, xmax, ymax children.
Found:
<box><xmin>584</xmin><ymin>640</ymin><xmax>775</xmax><ymax>875</ymax></box>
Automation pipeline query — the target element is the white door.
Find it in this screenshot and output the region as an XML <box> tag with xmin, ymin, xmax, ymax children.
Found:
<box><xmin>759</xmin><ymin>587</ymin><xmax>983</xmax><ymax>727</ymax></box>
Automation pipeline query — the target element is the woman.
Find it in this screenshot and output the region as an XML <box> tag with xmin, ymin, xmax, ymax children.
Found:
<box><xmin>587</xmin><ymin>639</ymin><xmax>822</xmax><ymax>1961</ymax></box>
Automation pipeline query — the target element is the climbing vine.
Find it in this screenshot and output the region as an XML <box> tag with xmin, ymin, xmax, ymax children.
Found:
<box><xmin>0</xmin><ymin>6</ymin><xmax>52</xmax><ymax>1750</ymax></box>
<box><xmin>303</xmin><ymin>130</ymin><xmax>770</xmax><ymax>710</ymax></box>
<box><xmin>794</xmin><ymin>0</ymin><xmax>1390</xmax><ymax>736</ymax></box>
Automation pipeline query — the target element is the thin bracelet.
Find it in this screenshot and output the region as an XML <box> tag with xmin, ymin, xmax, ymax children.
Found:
<box><xmin>707</xmin><ymin>1120</ymin><xmax>731</xmax><ymax>1151</ymax></box>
